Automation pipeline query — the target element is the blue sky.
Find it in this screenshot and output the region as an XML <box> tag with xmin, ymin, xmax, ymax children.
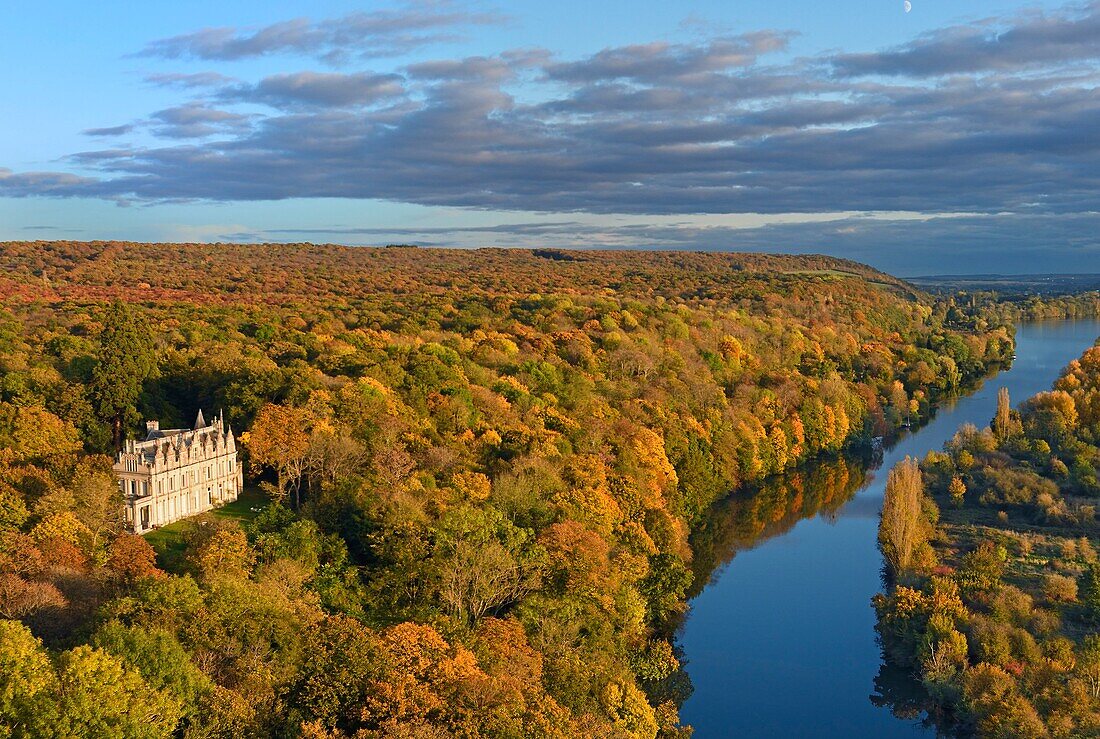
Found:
<box><xmin>2</xmin><ymin>0</ymin><xmax>1099</xmax><ymax>275</ymax></box>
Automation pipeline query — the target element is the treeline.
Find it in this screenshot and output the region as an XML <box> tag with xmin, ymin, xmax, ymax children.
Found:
<box><xmin>874</xmin><ymin>342</ymin><xmax>1100</xmax><ymax>737</ymax></box>
<box><xmin>0</xmin><ymin>243</ymin><xmax>1012</xmax><ymax>738</ymax></box>
<box><xmin>0</xmin><ymin>241</ymin><xmax>917</xmax><ymax>305</ymax></box>
<box><xmin>941</xmin><ymin>291</ymin><xmax>1100</xmax><ymax>326</ymax></box>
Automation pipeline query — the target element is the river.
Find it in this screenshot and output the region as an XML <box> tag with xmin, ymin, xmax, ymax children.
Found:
<box><xmin>679</xmin><ymin>319</ymin><xmax>1100</xmax><ymax>737</ymax></box>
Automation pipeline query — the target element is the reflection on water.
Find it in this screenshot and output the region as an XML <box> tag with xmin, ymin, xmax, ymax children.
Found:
<box><xmin>871</xmin><ymin>658</ymin><xmax>948</xmax><ymax>734</ymax></box>
<box><xmin>679</xmin><ymin>319</ymin><xmax>1100</xmax><ymax>738</ymax></box>
<box><xmin>689</xmin><ymin>454</ymin><xmax>872</xmax><ymax>597</ymax></box>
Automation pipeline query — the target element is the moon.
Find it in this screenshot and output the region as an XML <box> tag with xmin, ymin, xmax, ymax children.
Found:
<box><xmin>904</xmin><ymin>0</ymin><xmax>912</xmax><ymax>11</ymax></box>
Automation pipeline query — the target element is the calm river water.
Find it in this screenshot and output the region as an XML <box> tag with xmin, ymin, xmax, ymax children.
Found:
<box><xmin>680</xmin><ymin>319</ymin><xmax>1100</xmax><ymax>737</ymax></box>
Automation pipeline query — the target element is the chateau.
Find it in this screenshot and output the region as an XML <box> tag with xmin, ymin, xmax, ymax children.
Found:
<box><xmin>114</xmin><ymin>410</ymin><xmax>243</xmax><ymax>533</ymax></box>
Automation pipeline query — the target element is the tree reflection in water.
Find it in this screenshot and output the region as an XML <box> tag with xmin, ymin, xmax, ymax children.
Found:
<box><xmin>688</xmin><ymin>452</ymin><xmax>873</xmax><ymax>597</ymax></box>
<box><xmin>870</xmin><ymin>652</ymin><xmax>952</xmax><ymax>736</ymax></box>
<box><xmin>674</xmin><ymin>447</ymin><xmax>962</xmax><ymax>732</ymax></box>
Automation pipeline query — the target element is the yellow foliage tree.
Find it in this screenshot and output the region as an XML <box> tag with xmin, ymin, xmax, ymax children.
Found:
<box><xmin>878</xmin><ymin>458</ymin><xmax>925</xmax><ymax>575</ymax></box>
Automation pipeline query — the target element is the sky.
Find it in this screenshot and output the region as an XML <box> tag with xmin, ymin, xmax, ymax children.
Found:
<box><xmin>2</xmin><ymin>0</ymin><xmax>1099</xmax><ymax>276</ymax></box>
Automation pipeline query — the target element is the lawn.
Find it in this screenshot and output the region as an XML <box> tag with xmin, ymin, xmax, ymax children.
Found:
<box><xmin>144</xmin><ymin>487</ymin><xmax>270</xmax><ymax>571</ymax></box>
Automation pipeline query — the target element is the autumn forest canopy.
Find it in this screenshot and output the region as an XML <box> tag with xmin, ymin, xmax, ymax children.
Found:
<box><xmin>0</xmin><ymin>241</ymin><xmax>1080</xmax><ymax>737</ymax></box>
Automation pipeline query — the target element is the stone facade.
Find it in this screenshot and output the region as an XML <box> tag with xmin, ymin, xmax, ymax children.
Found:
<box><xmin>114</xmin><ymin>410</ymin><xmax>243</xmax><ymax>533</ymax></box>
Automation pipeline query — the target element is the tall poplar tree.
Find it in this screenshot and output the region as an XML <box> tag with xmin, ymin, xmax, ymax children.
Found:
<box><xmin>994</xmin><ymin>386</ymin><xmax>1012</xmax><ymax>440</ymax></box>
<box><xmin>89</xmin><ymin>301</ymin><xmax>158</xmax><ymax>450</ymax></box>
<box><xmin>878</xmin><ymin>457</ymin><xmax>925</xmax><ymax>575</ymax></box>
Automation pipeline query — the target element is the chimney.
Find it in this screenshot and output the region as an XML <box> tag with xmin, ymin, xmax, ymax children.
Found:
<box><xmin>146</xmin><ymin>420</ymin><xmax>160</xmax><ymax>433</ymax></box>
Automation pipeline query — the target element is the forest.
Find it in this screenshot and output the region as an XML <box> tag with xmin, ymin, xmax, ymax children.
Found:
<box><xmin>875</xmin><ymin>342</ymin><xmax>1100</xmax><ymax>737</ymax></box>
<box><xmin>0</xmin><ymin>241</ymin><xmax>1015</xmax><ymax>738</ymax></box>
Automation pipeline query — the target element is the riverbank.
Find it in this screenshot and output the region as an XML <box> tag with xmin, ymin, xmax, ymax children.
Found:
<box><xmin>679</xmin><ymin>319</ymin><xmax>1100</xmax><ymax>737</ymax></box>
<box><xmin>873</xmin><ymin>334</ymin><xmax>1100</xmax><ymax>736</ymax></box>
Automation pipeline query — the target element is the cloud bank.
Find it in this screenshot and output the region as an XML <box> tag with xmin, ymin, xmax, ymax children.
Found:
<box><xmin>3</xmin><ymin>1</ymin><xmax>1100</xmax><ymax>240</ymax></box>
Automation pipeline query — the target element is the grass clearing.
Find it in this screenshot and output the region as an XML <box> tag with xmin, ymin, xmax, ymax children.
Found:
<box><xmin>144</xmin><ymin>487</ymin><xmax>269</xmax><ymax>570</ymax></box>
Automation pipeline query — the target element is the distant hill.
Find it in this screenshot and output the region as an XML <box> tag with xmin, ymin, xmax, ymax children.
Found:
<box><xmin>910</xmin><ymin>273</ymin><xmax>1100</xmax><ymax>296</ymax></box>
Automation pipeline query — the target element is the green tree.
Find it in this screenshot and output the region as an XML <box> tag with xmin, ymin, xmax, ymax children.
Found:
<box><xmin>433</xmin><ymin>506</ymin><xmax>545</xmax><ymax>623</ymax></box>
<box><xmin>0</xmin><ymin>620</ymin><xmax>181</xmax><ymax>738</ymax></box>
<box><xmin>92</xmin><ymin>622</ymin><xmax>212</xmax><ymax>725</ymax></box>
<box><xmin>70</xmin><ymin>460</ymin><xmax>124</xmax><ymax>554</ymax></box>
<box><xmin>0</xmin><ymin>485</ymin><xmax>28</xmax><ymax>531</ymax></box>
<box><xmin>957</xmin><ymin>541</ymin><xmax>1005</xmax><ymax>595</ymax></box>
<box><xmin>1078</xmin><ymin>634</ymin><xmax>1100</xmax><ymax>699</ymax></box>
<box><xmin>0</xmin><ymin>619</ymin><xmax>56</xmax><ymax>737</ymax></box>
<box><xmin>291</xmin><ymin>615</ymin><xmax>383</xmax><ymax>732</ymax></box>
<box><xmin>1079</xmin><ymin>563</ymin><xmax>1100</xmax><ymax>624</ymax></box>
<box><xmin>89</xmin><ymin>302</ymin><xmax>158</xmax><ymax>450</ymax></box>
<box><xmin>54</xmin><ymin>644</ymin><xmax>181</xmax><ymax>738</ymax></box>
<box><xmin>639</xmin><ymin>553</ymin><xmax>693</xmax><ymax>627</ymax></box>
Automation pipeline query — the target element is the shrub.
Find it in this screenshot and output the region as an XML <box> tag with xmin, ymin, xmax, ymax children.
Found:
<box><xmin>1079</xmin><ymin>537</ymin><xmax>1098</xmax><ymax>564</ymax></box>
<box><xmin>990</xmin><ymin>586</ymin><xmax>1033</xmax><ymax>626</ymax></box>
<box><xmin>968</xmin><ymin>618</ymin><xmax>1014</xmax><ymax>666</ymax></box>
<box><xmin>1042</xmin><ymin>574</ymin><xmax>1078</xmax><ymax>603</ymax></box>
<box><xmin>1028</xmin><ymin>608</ymin><xmax>1061</xmax><ymax>637</ymax></box>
